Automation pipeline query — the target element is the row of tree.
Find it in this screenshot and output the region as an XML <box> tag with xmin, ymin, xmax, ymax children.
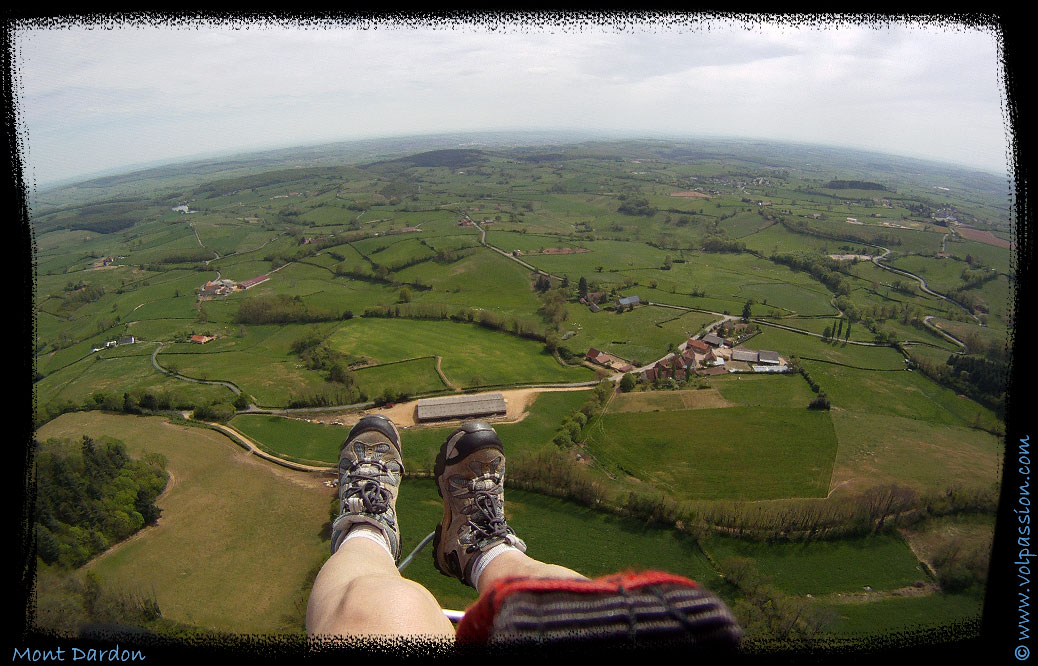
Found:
<box><xmin>235</xmin><ymin>294</ymin><xmax>339</xmax><ymax>325</ymax></box>
<box><xmin>770</xmin><ymin>253</ymin><xmax>851</xmax><ymax>297</ymax></box>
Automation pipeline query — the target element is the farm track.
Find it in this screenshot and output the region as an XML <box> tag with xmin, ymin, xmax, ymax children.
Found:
<box><xmin>150</xmin><ymin>343</ymin><xmax>242</xmax><ymax>395</ymax></box>
<box><xmin>196</xmin><ymin>385</ymin><xmax>598</xmax><ymax>471</ymax></box>
<box><xmin>433</xmin><ymin>354</ymin><xmax>458</xmax><ymax>391</ymax></box>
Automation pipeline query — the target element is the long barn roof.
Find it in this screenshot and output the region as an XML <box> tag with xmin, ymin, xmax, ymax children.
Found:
<box><xmin>416</xmin><ymin>393</ymin><xmax>507</xmax><ymax>422</ymax></box>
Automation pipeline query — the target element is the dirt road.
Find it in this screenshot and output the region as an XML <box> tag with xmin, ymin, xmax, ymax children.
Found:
<box><xmin>304</xmin><ymin>386</ymin><xmax>594</xmax><ymax>429</ymax></box>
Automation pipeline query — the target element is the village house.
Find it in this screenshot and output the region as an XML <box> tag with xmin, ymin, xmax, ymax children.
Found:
<box><xmin>199</xmin><ymin>279</ymin><xmax>237</xmax><ymax>299</ymax></box>
<box><xmin>587</xmin><ymin>347</ymin><xmax>634</xmax><ymax>373</ymax></box>
<box><xmin>191</xmin><ymin>334</ymin><xmax>216</xmax><ymax>344</ymax></box>
<box><xmin>685</xmin><ymin>339</ymin><xmax>711</xmax><ymax>354</ymax></box>
<box><xmin>703</xmin><ymin>350</ymin><xmax>725</xmax><ymax>367</ymax></box>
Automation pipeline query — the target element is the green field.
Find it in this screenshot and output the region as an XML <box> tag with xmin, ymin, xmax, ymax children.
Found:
<box><xmin>815</xmin><ymin>592</ymin><xmax>984</xmax><ymax>637</ymax></box>
<box><xmin>229</xmin><ymin>414</ymin><xmax>350</xmax><ymax>465</ymax></box>
<box><xmin>706</xmin><ymin>532</ymin><xmax>929</xmax><ymax>595</ymax></box>
<box><xmin>327</xmin><ymin>318</ymin><xmax>594</xmax><ymax>389</ymax></box>
<box><xmin>585</xmin><ymin>406</ymin><xmax>839</xmax><ymax>500</ymax></box>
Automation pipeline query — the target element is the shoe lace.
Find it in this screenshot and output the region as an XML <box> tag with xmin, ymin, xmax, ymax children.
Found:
<box><xmin>465</xmin><ymin>489</ymin><xmax>511</xmax><ymax>552</ymax></box>
<box><xmin>341</xmin><ymin>459</ymin><xmax>393</xmax><ymax>515</ymax></box>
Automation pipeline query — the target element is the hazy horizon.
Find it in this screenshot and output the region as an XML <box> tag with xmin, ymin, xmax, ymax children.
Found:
<box><xmin>28</xmin><ymin>129</ymin><xmax>1012</xmax><ymax>195</ymax></box>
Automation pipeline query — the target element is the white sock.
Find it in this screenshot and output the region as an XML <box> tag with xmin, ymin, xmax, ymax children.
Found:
<box><xmin>470</xmin><ymin>542</ymin><xmax>521</xmax><ymax>589</ymax></box>
<box><xmin>342</xmin><ymin>524</ymin><xmax>393</xmax><ymax>559</ymax></box>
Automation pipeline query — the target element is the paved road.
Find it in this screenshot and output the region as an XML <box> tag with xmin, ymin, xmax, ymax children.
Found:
<box><xmin>870</xmin><ymin>246</ymin><xmax>981</xmax><ymax>324</ymax></box>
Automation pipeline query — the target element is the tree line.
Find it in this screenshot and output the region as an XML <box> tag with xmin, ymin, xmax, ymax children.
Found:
<box><xmin>34</xmin><ymin>436</ymin><xmax>169</xmax><ymax>568</ymax></box>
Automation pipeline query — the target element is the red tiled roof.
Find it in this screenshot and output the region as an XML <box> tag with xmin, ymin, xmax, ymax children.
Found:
<box><xmin>686</xmin><ymin>339</ymin><xmax>710</xmax><ymax>353</ymax></box>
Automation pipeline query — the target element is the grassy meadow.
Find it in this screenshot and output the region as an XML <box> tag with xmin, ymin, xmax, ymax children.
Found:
<box><xmin>29</xmin><ymin>137</ymin><xmax>1011</xmax><ymax>645</ymax></box>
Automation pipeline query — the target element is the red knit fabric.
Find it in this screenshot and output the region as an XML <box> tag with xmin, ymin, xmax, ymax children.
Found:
<box><xmin>454</xmin><ymin>570</ymin><xmax>701</xmax><ymax>643</ymax></box>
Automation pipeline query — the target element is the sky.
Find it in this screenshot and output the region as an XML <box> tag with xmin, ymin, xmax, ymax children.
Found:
<box><xmin>11</xmin><ymin>15</ymin><xmax>1012</xmax><ymax>188</ymax></box>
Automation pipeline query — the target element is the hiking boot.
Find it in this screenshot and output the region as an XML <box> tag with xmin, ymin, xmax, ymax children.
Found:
<box><xmin>330</xmin><ymin>415</ymin><xmax>404</xmax><ymax>560</ymax></box>
<box><xmin>433</xmin><ymin>421</ymin><xmax>526</xmax><ymax>587</ymax></box>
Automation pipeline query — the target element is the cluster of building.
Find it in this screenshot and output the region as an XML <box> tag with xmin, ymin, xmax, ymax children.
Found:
<box><xmin>577</xmin><ymin>293</ymin><xmax>641</xmax><ymax>314</ymax></box>
<box><xmin>578</xmin><ymin>291</ymin><xmax>606</xmax><ymax>313</ymax></box>
<box><xmin>640</xmin><ymin>334</ymin><xmax>788</xmax><ymax>383</ymax></box>
<box><xmin>198</xmin><ymin>274</ymin><xmax>269</xmax><ymax>299</ymax></box>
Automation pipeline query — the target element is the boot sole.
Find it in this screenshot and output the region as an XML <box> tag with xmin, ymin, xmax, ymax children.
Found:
<box><xmin>432</xmin><ymin>433</ymin><xmax>453</xmax><ymax>578</ymax></box>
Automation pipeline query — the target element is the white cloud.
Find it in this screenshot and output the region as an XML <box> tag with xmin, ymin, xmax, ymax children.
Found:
<box><xmin>12</xmin><ymin>16</ymin><xmax>1010</xmax><ymax>186</ymax></box>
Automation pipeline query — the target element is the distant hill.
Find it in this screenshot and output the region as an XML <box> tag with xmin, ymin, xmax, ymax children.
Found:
<box><xmin>363</xmin><ymin>148</ymin><xmax>487</xmax><ymax>170</ymax></box>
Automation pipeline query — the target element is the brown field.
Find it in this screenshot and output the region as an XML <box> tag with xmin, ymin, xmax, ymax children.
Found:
<box><xmin>34</xmin><ymin>412</ymin><xmax>331</xmax><ymax>634</ymax></box>
<box><xmin>956</xmin><ymin>226</ymin><xmax>1013</xmax><ymax>249</ymax></box>
<box><xmin>899</xmin><ymin>515</ymin><xmax>996</xmax><ymax>578</ymax></box>
<box><xmin>606</xmin><ymin>388</ymin><xmax>735</xmax><ymax>413</ymax></box>
<box><xmin>528</xmin><ymin>247</ymin><xmax>591</xmax><ymax>255</ymax></box>
<box><xmin>827</xmin><ymin>411</ymin><xmax>1003</xmax><ymax>497</ymax></box>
